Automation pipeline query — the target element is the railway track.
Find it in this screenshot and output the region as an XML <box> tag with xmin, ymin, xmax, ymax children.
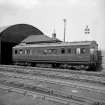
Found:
<box><xmin>1</xmin><ymin>71</ymin><xmax>105</xmax><ymax>92</ymax></box>
<box><xmin>0</xmin><ymin>65</ymin><xmax>105</xmax><ymax>86</ymax></box>
<box><xmin>1</xmin><ymin>64</ymin><xmax>105</xmax><ymax>77</ymax></box>
<box><xmin>0</xmin><ymin>84</ymin><xmax>75</xmax><ymax>105</ymax></box>
<box><xmin>0</xmin><ymin>72</ymin><xmax>105</xmax><ymax>105</ymax></box>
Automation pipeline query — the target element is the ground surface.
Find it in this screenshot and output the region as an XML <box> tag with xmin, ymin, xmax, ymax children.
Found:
<box><xmin>0</xmin><ymin>88</ymin><xmax>65</xmax><ymax>105</ymax></box>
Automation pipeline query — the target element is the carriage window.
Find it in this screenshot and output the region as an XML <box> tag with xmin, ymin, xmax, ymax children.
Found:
<box><xmin>15</xmin><ymin>50</ymin><xmax>18</xmax><ymax>54</ymax></box>
<box><xmin>61</xmin><ymin>49</ymin><xmax>65</xmax><ymax>54</ymax></box>
<box><xmin>81</xmin><ymin>48</ymin><xmax>86</xmax><ymax>54</ymax></box>
<box><xmin>90</xmin><ymin>48</ymin><xmax>94</xmax><ymax>54</ymax></box>
<box><xmin>76</xmin><ymin>48</ymin><xmax>80</xmax><ymax>54</ymax></box>
<box><xmin>19</xmin><ymin>49</ymin><xmax>23</xmax><ymax>54</ymax></box>
<box><xmin>68</xmin><ymin>48</ymin><xmax>71</xmax><ymax>54</ymax></box>
<box><xmin>43</xmin><ymin>49</ymin><xmax>57</xmax><ymax>54</ymax></box>
<box><xmin>25</xmin><ymin>50</ymin><xmax>27</xmax><ymax>54</ymax></box>
<box><xmin>74</xmin><ymin>49</ymin><xmax>76</xmax><ymax>54</ymax></box>
<box><xmin>26</xmin><ymin>49</ymin><xmax>30</xmax><ymax>54</ymax></box>
<box><xmin>48</xmin><ymin>49</ymin><xmax>52</xmax><ymax>54</ymax></box>
<box><xmin>43</xmin><ymin>49</ymin><xmax>47</xmax><ymax>54</ymax></box>
<box><xmin>51</xmin><ymin>49</ymin><xmax>57</xmax><ymax>54</ymax></box>
<box><xmin>22</xmin><ymin>50</ymin><xmax>25</xmax><ymax>54</ymax></box>
<box><xmin>29</xmin><ymin>49</ymin><xmax>32</xmax><ymax>55</ymax></box>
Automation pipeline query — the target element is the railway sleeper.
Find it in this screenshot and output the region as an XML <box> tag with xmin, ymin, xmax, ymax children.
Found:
<box><xmin>91</xmin><ymin>102</ymin><xmax>105</xmax><ymax>105</ymax></box>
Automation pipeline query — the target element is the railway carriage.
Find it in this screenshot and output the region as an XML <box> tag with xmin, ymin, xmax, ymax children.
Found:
<box><xmin>12</xmin><ymin>41</ymin><xmax>100</xmax><ymax>70</ymax></box>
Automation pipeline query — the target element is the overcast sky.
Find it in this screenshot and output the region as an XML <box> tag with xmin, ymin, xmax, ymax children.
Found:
<box><xmin>0</xmin><ymin>0</ymin><xmax>105</xmax><ymax>49</ymax></box>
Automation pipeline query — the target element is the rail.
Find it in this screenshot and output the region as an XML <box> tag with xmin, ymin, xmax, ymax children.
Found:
<box><xmin>0</xmin><ymin>65</ymin><xmax>105</xmax><ymax>86</ymax></box>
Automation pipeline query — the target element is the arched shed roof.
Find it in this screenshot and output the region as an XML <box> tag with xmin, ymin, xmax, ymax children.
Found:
<box><xmin>0</xmin><ymin>24</ymin><xmax>44</xmax><ymax>43</ymax></box>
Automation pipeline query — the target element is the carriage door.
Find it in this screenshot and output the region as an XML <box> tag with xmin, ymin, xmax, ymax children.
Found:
<box><xmin>90</xmin><ymin>48</ymin><xmax>95</xmax><ymax>61</ymax></box>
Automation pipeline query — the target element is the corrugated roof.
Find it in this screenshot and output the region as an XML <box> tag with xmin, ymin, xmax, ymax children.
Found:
<box><xmin>14</xmin><ymin>41</ymin><xmax>97</xmax><ymax>48</ymax></box>
<box><xmin>0</xmin><ymin>25</ymin><xmax>11</xmax><ymax>33</ymax></box>
<box><xmin>21</xmin><ymin>35</ymin><xmax>61</xmax><ymax>43</ymax></box>
<box><xmin>0</xmin><ymin>24</ymin><xmax>44</xmax><ymax>43</ymax></box>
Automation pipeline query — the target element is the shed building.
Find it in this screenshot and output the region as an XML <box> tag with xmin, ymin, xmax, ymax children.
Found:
<box><xmin>21</xmin><ymin>35</ymin><xmax>62</xmax><ymax>44</ymax></box>
<box><xmin>0</xmin><ymin>24</ymin><xmax>44</xmax><ymax>64</ymax></box>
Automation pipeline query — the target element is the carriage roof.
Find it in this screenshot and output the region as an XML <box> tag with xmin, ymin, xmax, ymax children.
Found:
<box><xmin>13</xmin><ymin>41</ymin><xmax>98</xmax><ymax>49</ymax></box>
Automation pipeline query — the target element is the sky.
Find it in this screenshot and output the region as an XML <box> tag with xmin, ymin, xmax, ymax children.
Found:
<box><xmin>0</xmin><ymin>0</ymin><xmax>105</xmax><ymax>49</ymax></box>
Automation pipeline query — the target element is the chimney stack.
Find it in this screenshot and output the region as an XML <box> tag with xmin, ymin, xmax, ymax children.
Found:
<box><xmin>52</xmin><ymin>29</ymin><xmax>56</xmax><ymax>39</ymax></box>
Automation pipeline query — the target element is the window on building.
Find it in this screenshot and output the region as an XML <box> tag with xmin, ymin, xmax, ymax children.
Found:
<box><xmin>61</xmin><ymin>48</ymin><xmax>65</xmax><ymax>54</ymax></box>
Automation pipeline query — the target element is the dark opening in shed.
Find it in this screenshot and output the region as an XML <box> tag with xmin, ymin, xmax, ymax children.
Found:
<box><xmin>0</xmin><ymin>24</ymin><xmax>44</xmax><ymax>64</ymax></box>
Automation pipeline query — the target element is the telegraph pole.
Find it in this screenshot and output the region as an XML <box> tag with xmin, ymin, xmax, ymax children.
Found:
<box><xmin>63</xmin><ymin>19</ymin><xmax>66</xmax><ymax>42</ymax></box>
